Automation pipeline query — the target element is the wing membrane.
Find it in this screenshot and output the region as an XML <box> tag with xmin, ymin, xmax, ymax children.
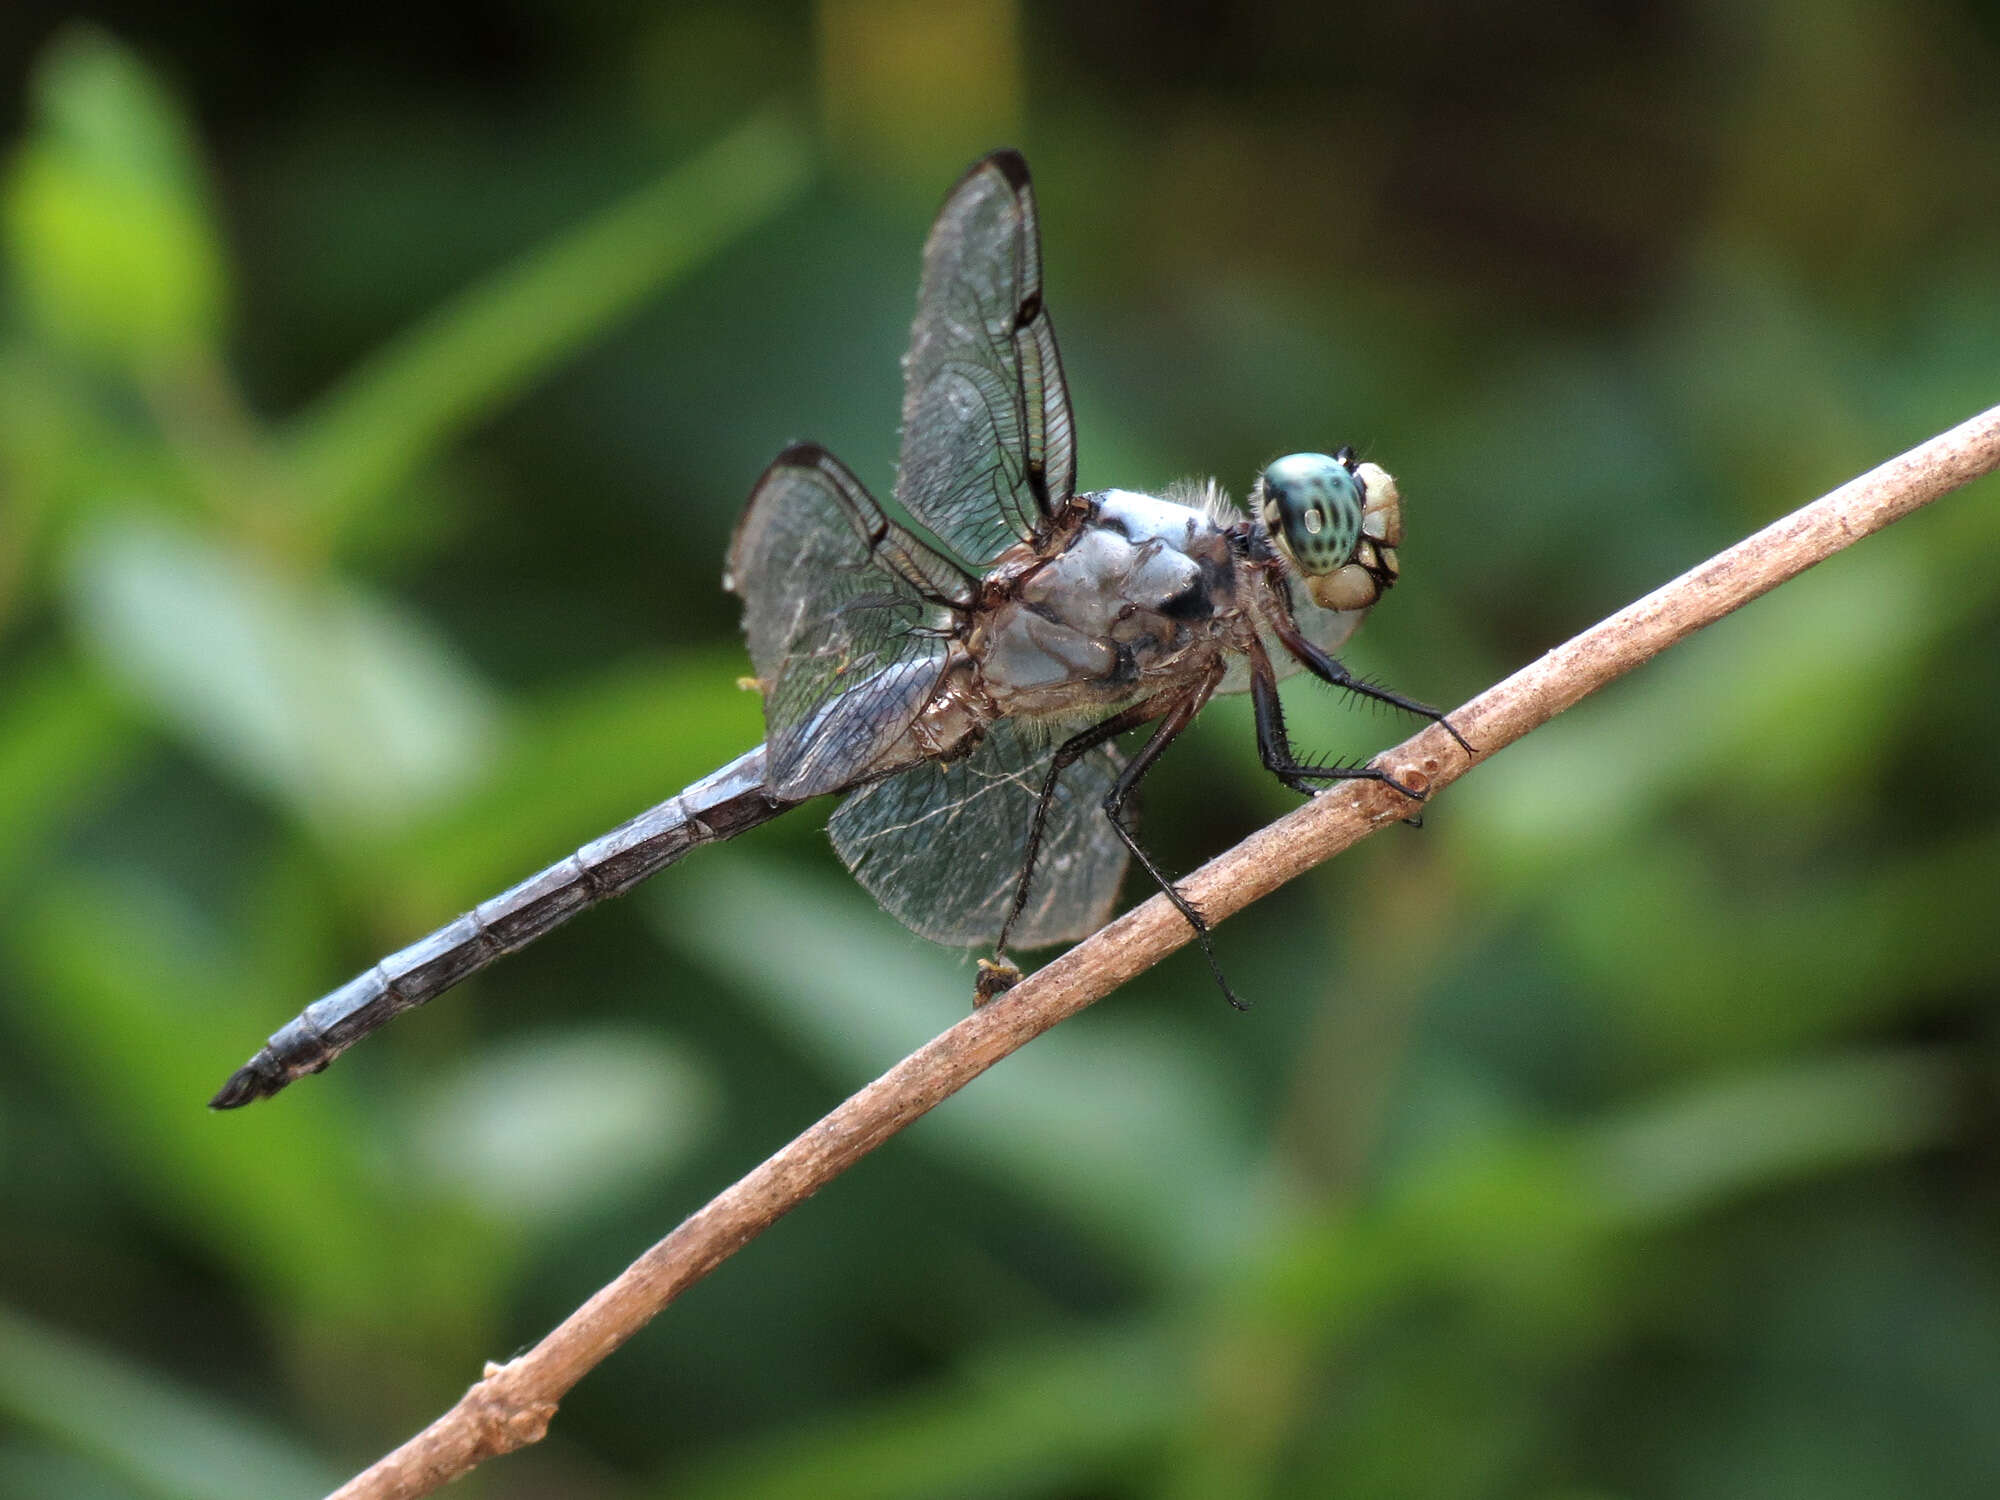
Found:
<box><xmin>828</xmin><ymin>720</ymin><xmax>1126</xmax><ymax>949</ymax></box>
<box><xmin>896</xmin><ymin>149</ymin><xmax>1077</xmax><ymax>568</ymax></box>
<box><xmin>727</xmin><ymin>444</ymin><xmax>974</xmax><ymax>799</ymax></box>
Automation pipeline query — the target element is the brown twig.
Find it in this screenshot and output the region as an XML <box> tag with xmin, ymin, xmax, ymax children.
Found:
<box><xmin>331</xmin><ymin>401</ymin><xmax>2000</xmax><ymax>1500</ymax></box>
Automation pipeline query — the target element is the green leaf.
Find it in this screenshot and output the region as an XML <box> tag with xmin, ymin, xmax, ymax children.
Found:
<box><xmin>287</xmin><ymin>110</ymin><xmax>813</xmax><ymax>534</ymax></box>
<box><xmin>665</xmin><ymin>1326</ymin><xmax>1182</xmax><ymax>1500</ymax></box>
<box><xmin>1585</xmin><ymin>1048</ymin><xmax>1957</xmax><ymax>1224</ymax></box>
<box><xmin>1</xmin><ymin>28</ymin><xmax>226</xmax><ymax>365</ymax></box>
<box><xmin>5</xmin><ymin>867</ymin><xmax>484</xmax><ymax>1334</ymax></box>
<box><xmin>0</xmin><ymin>345</ymin><xmax>114</xmax><ymax>617</ymax></box>
<box><xmin>0</xmin><ymin>1305</ymin><xmax>338</xmax><ymax>1500</ymax></box>
<box><xmin>1259</xmin><ymin>1047</ymin><xmax>1959</xmax><ymax>1334</ymax></box>
<box><xmin>1455</xmin><ymin>528</ymin><xmax>1940</xmax><ymax>888</ymax></box>
<box><xmin>409</xmin><ymin>1027</ymin><xmax>720</xmax><ymax>1227</ymax></box>
<box><xmin>65</xmin><ymin>513</ymin><xmax>505</xmax><ymax>836</ymax></box>
<box><xmin>0</xmin><ymin>651</ymin><xmax>136</xmax><ymax>893</ymax></box>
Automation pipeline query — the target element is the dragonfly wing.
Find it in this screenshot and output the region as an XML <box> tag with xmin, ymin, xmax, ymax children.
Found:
<box><xmin>828</xmin><ymin>719</ymin><xmax>1127</xmax><ymax>949</ymax></box>
<box><xmin>727</xmin><ymin>444</ymin><xmax>975</xmax><ymax>799</ymax></box>
<box><xmin>896</xmin><ymin>149</ymin><xmax>1076</xmax><ymax>569</ymax></box>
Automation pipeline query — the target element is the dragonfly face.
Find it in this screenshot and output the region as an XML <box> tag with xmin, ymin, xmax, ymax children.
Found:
<box><xmin>1254</xmin><ymin>450</ymin><xmax>1403</xmax><ymax>612</ymax></box>
<box><xmin>210</xmin><ymin>147</ymin><xmax>1466</xmax><ymax>1108</ymax></box>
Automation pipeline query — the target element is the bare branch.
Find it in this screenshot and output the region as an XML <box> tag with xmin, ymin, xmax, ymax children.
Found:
<box><xmin>331</xmin><ymin>401</ymin><xmax>2000</xmax><ymax>1500</ymax></box>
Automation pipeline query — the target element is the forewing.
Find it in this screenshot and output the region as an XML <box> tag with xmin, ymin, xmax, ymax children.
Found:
<box><xmin>726</xmin><ymin>444</ymin><xmax>974</xmax><ymax>799</ymax></box>
<box><xmin>828</xmin><ymin>720</ymin><xmax>1127</xmax><ymax>949</ymax></box>
<box><xmin>896</xmin><ymin>149</ymin><xmax>1076</xmax><ymax>568</ymax></box>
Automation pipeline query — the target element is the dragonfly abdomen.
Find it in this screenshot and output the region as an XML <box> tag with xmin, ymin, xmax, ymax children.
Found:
<box><xmin>210</xmin><ymin>746</ymin><xmax>787</xmax><ymax>1108</ymax></box>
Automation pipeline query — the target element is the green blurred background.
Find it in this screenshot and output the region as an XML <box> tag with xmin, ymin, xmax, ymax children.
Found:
<box><xmin>2</xmin><ymin>3</ymin><xmax>1998</xmax><ymax>1496</ymax></box>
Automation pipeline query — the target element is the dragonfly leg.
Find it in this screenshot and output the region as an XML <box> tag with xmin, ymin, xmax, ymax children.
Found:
<box><xmin>1247</xmin><ymin>637</ymin><xmax>1431</xmax><ymax>803</ymax></box>
<box><xmin>1093</xmin><ymin>668</ymin><xmax>1249</xmax><ymax>1011</ymax></box>
<box><xmin>990</xmin><ymin>666</ymin><xmax>1246</xmax><ymax>1011</ymax></box>
<box><xmin>992</xmin><ymin>697</ymin><xmax>1166</xmax><ymax>967</ymax></box>
<box><xmin>1263</xmin><ymin>588</ymin><xmax>1474</xmax><ymax>758</ymax></box>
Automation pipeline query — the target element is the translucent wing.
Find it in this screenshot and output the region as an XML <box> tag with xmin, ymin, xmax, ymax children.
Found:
<box><xmin>727</xmin><ymin>444</ymin><xmax>975</xmax><ymax>799</ymax></box>
<box><xmin>896</xmin><ymin>149</ymin><xmax>1076</xmax><ymax>569</ymax></box>
<box><xmin>828</xmin><ymin>720</ymin><xmax>1126</xmax><ymax>949</ymax></box>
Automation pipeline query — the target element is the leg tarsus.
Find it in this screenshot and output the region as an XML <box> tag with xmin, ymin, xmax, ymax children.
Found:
<box><xmin>1249</xmin><ymin>638</ymin><xmax>1436</xmax><ymax>806</ymax></box>
<box><xmin>1437</xmin><ymin>714</ymin><xmax>1475</xmax><ymax>757</ymax></box>
<box><xmin>1115</xmin><ymin>836</ymin><xmax>1244</xmax><ymax>1012</ymax></box>
<box><xmin>1269</xmin><ymin>754</ymin><xmax>1431</xmax><ymax>805</ymax></box>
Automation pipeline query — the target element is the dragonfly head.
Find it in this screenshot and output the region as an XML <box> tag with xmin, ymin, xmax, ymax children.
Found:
<box><xmin>1253</xmin><ymin>448</ymin><xmax>1402</xmax><ymax>611</ymax></box>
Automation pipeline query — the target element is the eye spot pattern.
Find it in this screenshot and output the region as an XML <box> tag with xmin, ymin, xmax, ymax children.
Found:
<box><xmin>1259</xmin><ymin>453</ymin><xmax>1365</xmax><ymax>578</ymax></box>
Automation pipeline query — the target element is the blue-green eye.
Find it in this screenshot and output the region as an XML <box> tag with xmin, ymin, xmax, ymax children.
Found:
<box><xmin>1258</xmin><ymin>453</ymin><xmax>1364</xmax><ymax>575</ymax></box>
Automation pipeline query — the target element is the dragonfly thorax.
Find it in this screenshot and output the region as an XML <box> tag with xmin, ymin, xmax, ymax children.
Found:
<box><xmin>969</xmin><ymin>489</ymin><xmax>1240</xmax><ymax>719</ymax></box>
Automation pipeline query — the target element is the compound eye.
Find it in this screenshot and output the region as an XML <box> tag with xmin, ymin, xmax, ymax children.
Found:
<box><xmin>1258</xmin><ymin>453</ymin><xmax>1363</xmax><ymax>576</ymax></box>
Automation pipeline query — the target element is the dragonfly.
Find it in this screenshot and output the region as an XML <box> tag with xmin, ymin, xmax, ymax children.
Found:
<box><xmin>211</xmin><ymin>149</ymin><xmax>1467</xmax><ymax>1109</ymax></box>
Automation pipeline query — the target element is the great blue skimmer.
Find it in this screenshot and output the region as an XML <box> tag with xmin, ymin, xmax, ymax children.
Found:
<box><xmin>211</xmin><ymin>150</ymin><xmax>1467</xmax><ymax>1109</ymax></box>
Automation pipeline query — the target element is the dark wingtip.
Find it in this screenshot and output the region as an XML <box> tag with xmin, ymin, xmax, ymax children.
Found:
<box><xmin>769</xmin><ymin>440</ymin><xmax>833</xmax><ymax>469</ymax></box>
<box><xmin>209</xmin><ymin>1055</ymin><xmax>283</xmax><ymax>1110</ymax></box>
<box><xmin>946</xmin><ymin>148</ymin><xmax>1030</xmax><ymax>202</ymax></box>
<box><xmin>982</xmin><ymin>147</ymin><xmax>1031</xmax><ymax>190</ymax></box>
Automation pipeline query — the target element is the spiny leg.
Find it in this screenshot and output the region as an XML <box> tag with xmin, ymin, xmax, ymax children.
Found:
<box><xmin>1263</xmin><ymin>593</ymin><xmax>1474</xmax><ymax>759</ymax></box>
<box><xmin>986</xmin><ymin>668</ymin><xmax>1245</xmax><ymax>1012</ymax></box>
<box><xmin>991</xmin><ymin>696</ymin><xmax>1168</xmax><ymax>974</ymax></box>
<box><xmin>1246</xmin><ymin>635</ymin><xmax>1431</xmax><ymax>804</ymax></box>
<box><xmin>1096</xmin><ymin>667</ymin><xmax>1248</xmax><ymax>1012</ymax></box>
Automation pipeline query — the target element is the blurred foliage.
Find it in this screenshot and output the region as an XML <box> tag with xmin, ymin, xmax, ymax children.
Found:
<box><xmin>0</xmin><ymin>5</ymin><xmax>1997</xmax><ymax>1498</ymax></box>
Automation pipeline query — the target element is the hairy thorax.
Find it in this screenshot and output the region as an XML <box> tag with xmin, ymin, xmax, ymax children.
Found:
<box><xmin>967</xmin><ymin>490</ymin><xmax>1245</xmax><ymax>723</ymax></box>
